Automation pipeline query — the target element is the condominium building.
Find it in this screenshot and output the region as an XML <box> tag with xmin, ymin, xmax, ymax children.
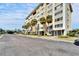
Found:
<box><xmin>23</xmin><ymin>3</ymin><xmax>73</xmax><ymax>36</ymax></box>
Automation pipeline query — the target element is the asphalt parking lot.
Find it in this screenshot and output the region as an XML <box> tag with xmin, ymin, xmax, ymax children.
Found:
<box><xmin>0</xmin><ymin>34</ymin><xmax>79</xmax><ymax>56</ymax></box>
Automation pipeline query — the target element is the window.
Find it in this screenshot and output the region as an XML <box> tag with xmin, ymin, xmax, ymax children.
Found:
<box><xmin>55</xmin><ymin>3</ymin><xmax>63</xmax><ymax>10</ymax></box>
<box><xmin>41</xmin><ymin>8</ymin><xmax>44</xmax><ymax>11</ymax></box>
<box><xmin>60</xmin><ymin>3</ymin><xmax>63</xmax><ymax>7</ymax></box>
<box><xmin>41</xmin><ymin>27</ymin><xmax>43</xmax><ymax>29</ymax></box>
<box><xmin>67</xmin><ymin>25</ymin><xmax>69</xmax><ymax>28</ymax></box>
<box><xmin>55</xmin><ymin>24</ymin><xmax>63</xmax><ymax>28</ymax></box>
<box><xmin>46</xmin><ymin>3</ymin><xmax>49</xmax><ymax>5</ymax></box>
<box><xmin>60</xmin><ymin>24</ymin><xmax>63</xmax><ymax>27</ymax></box>
<box><xmin>37</xmin><ymin>15</ymin><xmax>39</xmax><ymax>18</ymax></box>
<box><xmin>67</xmin><ymin>7</ymin><xmax>70</xmax><ymax>11</ymax></box>
<box><xmin>48</xmin><ymin>25</ymin><xmax>52</xmax><ymax>29</ymax></box>
<box><xmin>48</xmin><ymin>9</ymin><xmax>52</xmax><ymax>13</ymax></box>
<box><xmin>55</xmin><ymin>7</ymin><xmax>56</xmax><ymax>10</ymax></box>
<box><xmin>40</xmin><ymin>3</ymin><xmax>43</xmax><ymax>6</ymax></box>
<box><xmin>67</xmin><ymin>12</ymin><xmax>69</xmax><ymax>18</ymax></box>
<box><xmin>41</xmin><ymin>12</ymin><xmax>44</xmax><ymax>16</ymax></box>
<box><xmin>55</xmin><ymin>10</ymin><xmax>63</xmax><ymax>16</ymax></box>
<box><xmin>48</xmin><ymin>4</ymin><xmax>52</xmax><ymax>8</ymax></box>
<box><xmin>55</xmin><ymin>17</ymin><xmax>63</xmax><ymax>22</ymax></box>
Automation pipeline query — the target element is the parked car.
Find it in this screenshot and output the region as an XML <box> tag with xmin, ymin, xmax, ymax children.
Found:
<box><xmin>74</xmin><ymin>39</ymin><xmax>79</xmax><ymax>45</ymax></box>
<box><xmin>74</xmin><ymin>39</ymin><xmax>79</xmax><ymax>46</ymax></box>
<box><xmin>74</xmin><ymin>33</ymin><xmax>79</xmax><ymax>45</ymax></box>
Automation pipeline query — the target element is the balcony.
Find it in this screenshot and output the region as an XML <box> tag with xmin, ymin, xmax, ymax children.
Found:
<box><xmin>47</xmin><ymin>25</ymin><xmax>53</xmax><ymax>31</ymax></box>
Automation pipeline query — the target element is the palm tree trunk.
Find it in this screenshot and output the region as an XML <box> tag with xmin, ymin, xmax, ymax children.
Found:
<box><xmin>31</xmin><ymin>26</ymin><xmax>33</xmax><ymax>35</ymax></box>
<box><xmin>47</xmin><ymin>23</ymin><xmax>50</xmax><ymax>34</ymax></box>
<box><xmin>43</xmin><ymin>24</ymin><xmax>47</xmax><ymax>36</ymax></box>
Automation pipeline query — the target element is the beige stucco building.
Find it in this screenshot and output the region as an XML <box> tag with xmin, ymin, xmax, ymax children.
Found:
<box><xmin>23</xmin><ymin>3</ymin><xmax>73</xmax><ymax>36</ymax></box>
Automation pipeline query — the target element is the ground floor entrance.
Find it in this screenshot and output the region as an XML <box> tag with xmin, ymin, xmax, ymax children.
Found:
<box><xmin>39</xmin><ymin>31</ymin><xmax>44</xmax><ymax>36</ymax></box>
<box><xmin>53</xmin><ymin>30</ymin><xmax>64</xmax><ymax>36</ymax></box>
<box><xmin>38</xmin><ymin>30</ymin><xmax>65</xmax><ymax>36</ymax></box>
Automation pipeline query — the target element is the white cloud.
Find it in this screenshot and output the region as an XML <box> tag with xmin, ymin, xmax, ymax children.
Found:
<box><xmin>0</xmin><ymin>3</ymin><xmax>38</xmax><ymax>29</ymax></box>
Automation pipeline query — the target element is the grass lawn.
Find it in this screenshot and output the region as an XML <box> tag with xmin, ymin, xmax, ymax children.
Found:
<box><xmin>19</xmin><ymin>34</ymin><xmax>77</xmax><ymax>42</ymax></box>
<box><xmin>57</xmin><ymin>35</ymin><xmax>77</xmax><ymax>41</ymax></box>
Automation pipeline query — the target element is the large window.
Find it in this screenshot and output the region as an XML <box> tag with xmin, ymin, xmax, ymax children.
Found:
<box><xmin>55</xmin><ymin>3</ymin><xmax>63</xmax><ymax>10</ymax></box>
<box><xmin>41</xmin><ymin>27</ymin><xmax>43</xmax><ymax>29</ymax></box>
<box><xmin>40</xmin><ymin>12</ymin><xmax>44</xmax><ymax>16</ymax></box>
<box><xmin>48</xmin><ymin>25</ymin><xmax>53</xmax><ymax>29</ymax></box>
<box><xmin>40</xmin><ymin>3</ymin><xmax>43</xmax><ymax>6</ymax></box>
<box><xmin>55</xmin><ymin>23</ymin><xmax>63</xmax><ymax>28</ymax></box>
<box><xmin>41</xmin><ymin>13</ymin><xmax>44</xmax><ymax>15</ymax></box>
<box><xmin>48</xmin><ymin>4</ymin><xmax>52</xmax><ymax>9</ymax></box>
<box><xmin>48</xmin><ymin>9</ymin><xmax>52</xmax><ymax>13</ymax></box>
<box><xmin>55</xmin><ymin>10</ymin><xmax>63</xmax><ymax>16</ymax></box>
<box><xmin>46</xmin><ymin>3</ymin><xmax>49</xmax><ymax>5</ymax></box>
<box><xmin>37</xmin><ymin>15</ymin><xmax>40</xmax><ymax>18</ymax></box>
<box><xmin>67</xmin><ymin>25</ymin><xmax>69</xmax><ymax>29</ymax></box>
<box><xmin>55</xmin><ymin>17</ymin><xmax>63</xmax><ymax>22</ymax></box>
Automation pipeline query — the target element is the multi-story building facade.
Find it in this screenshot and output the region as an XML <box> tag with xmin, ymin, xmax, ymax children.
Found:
<box><xmin>23</xmin><ymin>3</ymin><xmax>73</xmax><ymax>36</ymax></box>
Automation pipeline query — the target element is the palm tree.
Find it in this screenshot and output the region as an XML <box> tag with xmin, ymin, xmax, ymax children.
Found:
<box><xmin>22</xmin><ymin>25</ymin><xmax>26</xmax><ymax>34</ymax></box>
<box><xmin>22</xmin><ymin>22</ymin><xmax>31</xmax><ymax>34</ymax></box>
<box><xmin>22</xmin><ymin>25</ymin><xmax>27</xmax><ymax>29</ymax></box>
<box><xmin>31</xmin><ymin>19</ymin><xmax>37</xmax><ymax>26</ymax></box>
<box><xmin>26</xmin><ymin>22</ymin><xmax>31</xmax><ymax>28</ymax></box>
<box><xmin>40</xmin><ymin>17</ymin><xmax>46</xmax><ymax>24</ymax></box>
<box><xmin>46</xmin><ymin>15</ymin><xmax>52</xmax><ymax>24</ymax></box>
<box><xmin>46</xmin><ymin>15</ymin><xmax>52</xmax><ymax>35</ymax></box>
<box><xmin>31</xmin><ymin>19</ymin><xmax>37</xmax><ymax>34</ymax></box>
<box><xmin>22</xmin><ymin>22</ymin><xmax>31</xmax><ymax>29</ymax></box>
<box><xmin>40</xmin><ymin>17</ymin><xmax>47</xmax><ymax>35</ymax></box>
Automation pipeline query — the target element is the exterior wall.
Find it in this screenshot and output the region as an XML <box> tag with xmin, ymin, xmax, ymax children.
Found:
<box><xmin>53</xmin><ymin>3</ymin><xmax>64</xmax><ymax>30</ymax></box>
<box><xmin>23</xmin><ymin>3</ymin><xmax>72</xmax><ymax>36</ymax></box>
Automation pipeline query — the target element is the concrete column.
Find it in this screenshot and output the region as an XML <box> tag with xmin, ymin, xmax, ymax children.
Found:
<box><xmin>55</xmin><ymin>31</ymin><xmax>57</xmax><ymax>36</ymax></box>
<box><xmin>54</xmin><ymin>31</ymin><xmax>55</xmax><ymax>36</ymax></box>
<box><xmin>61</xmin><ymin>30</ymin><xmax>62</xmax><ymax>35</ymax></box>
<box><xmin>57</xmin><ymin>31</ymin><xmax>58</xmax><ymax>36</ymax></box>
<box><xmin>38</xmin><ymin>31</ymin><xmax>40</xmax><ymax>35</ymax></box>
<box><xmin>64</xmin><ymin>30</ymin><xmax>67</xmax><ymax>36</ymax></box>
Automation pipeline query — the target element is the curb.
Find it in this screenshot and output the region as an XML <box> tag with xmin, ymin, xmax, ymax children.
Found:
<box><xmin>26</xmin><ymin>35</ymin><xmax>74</xmax><ymax>43</ymax></box>
<box><xmin>32</xmin><ymin>36</ymin><xmax>74</xmax><ymax>43</ymax></box>
<box><xmin>18</xmin><ymin>34</ymin><xmax>75</xmax><ymax>43</ymax></box>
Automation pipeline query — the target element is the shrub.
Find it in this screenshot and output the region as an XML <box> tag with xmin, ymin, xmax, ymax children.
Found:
<box><xmin>67</xmin><ymin>32</ymin><xmax>75</xmax><ymax>37</ymax></box>
<box><xmin>58</xmin><ymin>35</ymin><xmax>68</xmax><ymax>38</ymax></box>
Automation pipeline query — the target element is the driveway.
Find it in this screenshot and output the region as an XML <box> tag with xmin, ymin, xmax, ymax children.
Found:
<box><xmin>0</xmin><ymin>34</ymin><xmax>79</xmax><ymax>56</ymax></box>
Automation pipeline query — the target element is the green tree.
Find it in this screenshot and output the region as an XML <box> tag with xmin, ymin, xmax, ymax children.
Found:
<box><xmin>46</xmin><ymin>15</ymin><xmax>52</xmax><ymax>24</ymax></box>
<box><xmin>40</xmin><ymin>17</ymin><xmax>47</xmax><ymax>35</ymax></box>
<box><xmin>22</xmin><ymin>22</ymin><xmax>31</xmax><ymax>34</ymax></box>
<box><xmin>31</xmin><ymin>19</ymin><xmax>37</xmax><ymax>26</ymax></box>
<box><xmin>46</xmin><ymin>15</ymin><xmax>52</xmax><ymax>35</ymax></box>
<box><xmin>22</xmin><ymin>22</ymin><xmax>31</xmax><ymax>29</ymax></box>
<box><xmin>31</xmin><ymin>19</ymin><xmax>37</xmax><ymax>35</ymax></box>
<box><xmin>0</xmin><ymin>28</ymin><xmax>5</xmax><ymax>34</ymax></box>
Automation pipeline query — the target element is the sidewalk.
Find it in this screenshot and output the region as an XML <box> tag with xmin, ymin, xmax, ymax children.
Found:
<box><xmin>0</xmin><ymin>34</ymin><xmax>4</xmax><ymax>39</ymax></box>
<box><xmin>18</xmin><ymin>34</ymin><xmax>77</xmax><ymax>43</ymax></box>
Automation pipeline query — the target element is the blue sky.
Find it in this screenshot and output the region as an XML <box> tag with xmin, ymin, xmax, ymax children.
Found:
<box><xmin>0</xmin><ymin>3</ymin><xmax>79</xmax><ymax>30</ymax></box>
<box><xmin>72</xmin><ymin>3</ymin><xmax>79</xmax><ymax>29</ymax></box>
<box><xmin>0</xmin><ymin>3</ymin><xmax>38</xmax><ymax>30</ymax></box>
